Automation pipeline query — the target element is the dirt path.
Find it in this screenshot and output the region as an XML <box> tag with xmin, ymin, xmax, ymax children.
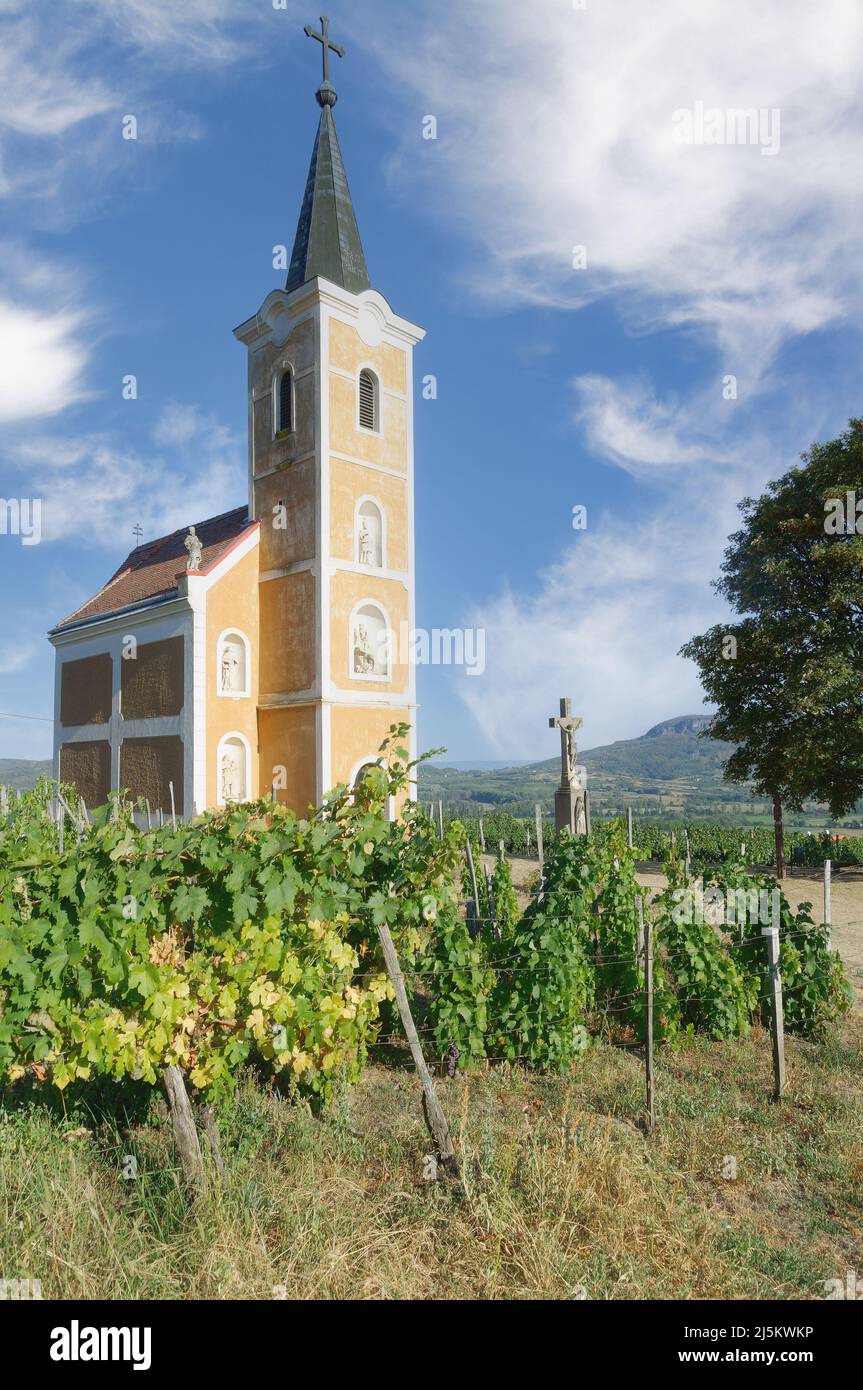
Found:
<box><xmin>485</xmin><ymin>854</ymin><xmax>863</xmax><ymax>1013</ymax></box>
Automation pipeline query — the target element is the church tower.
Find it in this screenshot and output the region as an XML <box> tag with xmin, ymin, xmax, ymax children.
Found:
<box><xmin>234</xmin><ymin>18</ymin><xmax>424</xmax><ymax>810</ymax></box>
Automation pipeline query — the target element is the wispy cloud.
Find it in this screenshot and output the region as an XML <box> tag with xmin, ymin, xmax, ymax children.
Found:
<box><xmin>366</xmin><ymin>0</ymin><xmax>863</xmax><ymax>376</ymax></box>
<box><xmin>9</xmin><ymin>404</ymin><xmax>244</xmax><ymax>546</ymax></box>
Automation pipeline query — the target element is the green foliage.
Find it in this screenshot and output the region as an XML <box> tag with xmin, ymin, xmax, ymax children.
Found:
<box><xmin>423</xmin><ymin>908</ymin><xmax>495</xmax><ymax>1070</ymax></box>
<box><xmin>490</xmin><ymin>852</ymin><xmax>520</xmax><ymax>942</ymax></box>
<box><xmin>0</xmin><ymin>726</ymin><xmax>455</xmax><ymax>1106</ymax></box>
<box><xmin>681</xmin><ymin>418</ymin><xmax>863</xmax><ymax>819</ymax></box>
<box><xmin>712</xmin><ymin>863</ymin><xmax>854</xmax><ymax>1040</ymax></box>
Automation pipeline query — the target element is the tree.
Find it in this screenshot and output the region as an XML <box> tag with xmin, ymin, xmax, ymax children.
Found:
<box><xmin>681</xmin><ymin>418</ymin><xmax>863</xmax><ymax>876</ymax></box>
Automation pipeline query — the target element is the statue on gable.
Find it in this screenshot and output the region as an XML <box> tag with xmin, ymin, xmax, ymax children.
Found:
<box><xmin>184</xmin><ymin>526</ymin><xmax>203</xmax><ymax>572</ymax></box>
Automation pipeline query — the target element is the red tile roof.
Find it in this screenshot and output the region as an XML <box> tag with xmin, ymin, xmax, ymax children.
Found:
<box><xmin>53</xmin><ymin>507</ymin><xmax>257</xmax><ymax>631</ymax></box>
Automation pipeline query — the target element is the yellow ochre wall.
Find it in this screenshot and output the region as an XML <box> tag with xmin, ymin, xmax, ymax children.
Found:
<box><xmin>205</xmin><ymin>542</ymin><xmax>261</xmax><ymax>807</ymax></box>
<box><xmin>329</xmin><ymin>570</ymin><xmax>410</xmax><ymax>695</ymax></box>
<box><xmin>329</xmin><ymin>458</ymin><xmax>407</xmax><ymax>570</ymax></box>
<box><xmin>259</xmin><ymin>571</ymin><xmax>317</xmax><ymax>697</ymax></box>
<box><xmin>258</xmin><ymin>704</ymin><xmax>317</xmax><ymax>815</ymax></box>
<box><xmin>330</xmin><ymin>704</ymin><xmax>410</xmax><ymax>791</ymax></box>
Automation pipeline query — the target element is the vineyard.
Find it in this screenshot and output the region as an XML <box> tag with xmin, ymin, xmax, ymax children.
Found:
<box><xmin>0</xmin><ymin>728</ymin><xmax>860</xmax><ymax>1299</ymax></box>
<box><xmin>444</xmin><ymin>809</ymin><xmax>863</xmax><ymax>868</ymax></box>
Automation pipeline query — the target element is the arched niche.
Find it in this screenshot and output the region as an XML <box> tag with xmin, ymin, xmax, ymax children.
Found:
<box><xmin>349</xmin><ymin>601</ymin><xmax>391</xmax><ymax>681</ymax></box>
<box><xmin>217</xmin><ymin>733</ymin><xmax>250</xmax><ymax>805</ymax></box>
<box><xmin>355</xmin><ymin>496</ymin><xmax>385</xmax><ymax>569</ymax></box>
<box><xmin>217</xmin><ymin>629</ymin><xmax>251</xmax><ymax>698</ymax></box>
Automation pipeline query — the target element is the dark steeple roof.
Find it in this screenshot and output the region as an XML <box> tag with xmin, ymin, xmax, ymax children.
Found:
<box><xmin>285</xmin><ymin>97</ymin><xmax>371</xmax><ymax>296</ymax></box>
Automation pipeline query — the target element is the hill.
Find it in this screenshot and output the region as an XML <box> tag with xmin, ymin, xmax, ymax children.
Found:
<box><xmin>0</xmin><ymin>758</ymin><xmax>53</xmax><ymax>792</ymax></box>
<box><xmin>420</xmin><ymin>716</ymin><xmax>847</xmax><ymax>829</ymax></box>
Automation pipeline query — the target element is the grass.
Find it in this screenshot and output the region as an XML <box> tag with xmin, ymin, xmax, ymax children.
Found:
<box><xmin>2</xmin><ymin>1018</ymin><xmax>861</xmax><ymax>1300</ymax></box>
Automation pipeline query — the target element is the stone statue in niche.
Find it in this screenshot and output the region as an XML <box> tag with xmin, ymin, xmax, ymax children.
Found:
<box><xmin>220</xmin><ymin>641</ymin><xmax>243</xmax><ymax>693</ymax></box>
<box><xmin>358</xmin><ymin>517</ymin><xmax>375</xmax><ymax>567</ymax></box>
<box><xmin>184</xmin><ymin>526</ymin><xmax>203</xmax><ymax>572</ymax></box>
<box><xmin>220</xmin><ymin>748</ymin><xmax>241</xmax><ymax>802</ymax></box>
<box><xmin>353</xmin><ymin>622</ymin><xmax>374</xmax><ymax>675</ymax></box>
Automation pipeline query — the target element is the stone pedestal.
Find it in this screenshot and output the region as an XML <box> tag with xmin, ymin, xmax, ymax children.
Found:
<box><xmin>555</xmin><ymin>787</ymin><xmax>578</xmax><ymax>835</ymax></box>
<box><xmin>555</xmin><ymin>788</ymin><xmax>588</xmax><ymax>837</ymax></box>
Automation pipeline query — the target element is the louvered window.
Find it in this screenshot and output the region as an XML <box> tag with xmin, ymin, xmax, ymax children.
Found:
<box><xmin>277</xmin><ymin>371</ymin><xmax>293</xmax><ymax>433</ymax></box>
<box><xmin>358</xmin><ymin>369</ymin><xmax>379</xmax><ymax>431</ymax></box>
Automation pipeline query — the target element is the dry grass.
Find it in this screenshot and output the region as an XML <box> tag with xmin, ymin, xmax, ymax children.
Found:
<box><xmin>2</xmin><ymin>1017</ymin><xmax>862</xmax><ymax>1300</ymax></box>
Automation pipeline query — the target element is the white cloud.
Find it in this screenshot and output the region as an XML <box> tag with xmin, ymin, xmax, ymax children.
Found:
<box><xmin>0</xmin><ymin>300</ymin><xmax>89</xmax><ymax>423</ymax></box>
<box><xmin>460</xmin><ymin>489</ymin><xmax>733</xmax><ymax>757</ymax></box>
<box><xmin>77</xmin><ymin>0</ymin><xmax>263</xmax><ymax>65</ymax></box>
<box><xmin>366</xmin><ymin>0</ymin><xmax>863</xmax><ymax>376</ymax></box>
<box><xmin>10</xmin><ymin>406</ymin><xmax>244</xmax><ymax>546</ymax></box>
<box><xmin>0</xmin><ymin>14</ymin><xmax>114</xmax><ymax>137</ymax></box>
<box><xmin>573</xmin><ymin>375</ymin><xmax>735</xmax><ymax>474</ymax></box>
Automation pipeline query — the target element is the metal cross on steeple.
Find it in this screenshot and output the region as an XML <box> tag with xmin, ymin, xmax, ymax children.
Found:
<box><xmin>304</xmin><ymin>15</ymin><xmax>345</xmax><ymax>87</ymax></box>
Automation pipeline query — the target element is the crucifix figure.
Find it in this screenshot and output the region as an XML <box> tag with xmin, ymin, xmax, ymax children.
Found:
<box><xmin>549</xmin><ymin>697</ymin><xmax>583</xmax><ymax>791</ymax></box>
<box><xmin>304</xmin><ymin>15</ymin><xmax>345</xmax><ymax>104</ymax></box>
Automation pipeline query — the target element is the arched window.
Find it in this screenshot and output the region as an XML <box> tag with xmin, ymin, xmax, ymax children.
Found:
<box><xmin>355</xmin><ymin>497</ymin><xmax>384</xmax><ymax>568</ymax></box>
<box><xmin>358</xmin><ymin>368</ymin><xmax>379</xmax><ymax>432</ymax></box>
<box><xmin>216</xmin><ymin>629</ymin><xmax>251</xmax><ymax>698</ymax></box>
<box><xmin>351</xmin><ymin>757</ymin><xmax>396</xmax><ymax>821</ymax></box>
<box><xmin>217</xmin><ymin>733</ymin><xmax>250</xmax><ymax>806</ymax></box>
<box><xmin>349</xmin><ymin>600</ymin><xmax>391</xmax><ymax>680</ymax></box>
<box><xmin>277</xmin><ymin>370</ymin><xmax>293</xmax><ymax>434</ymax></box>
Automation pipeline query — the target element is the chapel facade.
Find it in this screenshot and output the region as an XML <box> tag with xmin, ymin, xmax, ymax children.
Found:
<box><xmin>48</xmin><ymin>23</ymin><xmax>423</xmax><ymax>819</ymax></box>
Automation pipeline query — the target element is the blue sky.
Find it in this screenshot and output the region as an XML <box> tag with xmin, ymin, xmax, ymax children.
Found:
<box><xmin>1</xmin><ymin>0</ymin><xmax>862</xmax><ymax>765</ymax></box>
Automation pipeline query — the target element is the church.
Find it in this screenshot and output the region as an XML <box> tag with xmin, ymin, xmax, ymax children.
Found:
<box><xmin>48</xmin><ymin>19</ymin><xmax>422</xmax><ymax>819</ymax></box>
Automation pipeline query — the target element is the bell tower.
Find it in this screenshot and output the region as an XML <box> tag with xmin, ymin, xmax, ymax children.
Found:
<box><xmin>234</xmin><ymin>17</ymin><xmax>424</xmax><ymax>812</ymax></box>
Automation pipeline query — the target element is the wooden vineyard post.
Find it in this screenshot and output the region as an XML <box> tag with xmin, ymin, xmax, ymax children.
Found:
<box><xmin>484</xmin><ymin>865</ymin><xmax>499</xmax><ymax>940</ymax></box>
<box><xmin>169</xmin><ymin>780</ymin><xmax>177</xmax><ymax>829</ymax></box>
<box><xmin>684</xmin><ymin>829</ymin><xmax>692</xmax><ymax>880</ymax></box>
<box><xmin>535</xmin><ymin>804</ymin><xmax>544</xmax><ymax>873</ymax></box>
<box><xmin>823</xmin><ymin>858</ymin><xmax>832</xmax><ymax>949</ymax></box>
<box><xmin>584</xmin><ymin>789</ymin><xmax>592</xmax><ymax>836</ymax></box>
<box><xmin>376</xmin><ymin>921</ymin><xmax>460</xmax><ymax>1180</ymax></box>
<box><xmin>526</xmin><ymin>826</ymin><xmax>531</xmax><ymax>857</ymax></box>
<box><xmin>163</xmin><ymin>1065</ymin><xmax>206</xmax><ymax>1190</ymax></box>
<box><xmin>478</xmin><ymin>817</ymin><xmax>485</xmax><ymax>852</ymax></box>
<box><xmin>636</xmin><ymin>894</ymin><xmax>645</xmax><ymax>962</ymax></box>
<box><xmin>438</xmin><ymin>800</ymin><xmax>444</xmax><ymax>839</ymax></box>
<box><xmin>761</xmin><ymin>927</ymin><xmax>786</xmax><ymax>1101</ymax></box>
<box><xmin>145</xmin><ymin>799</ymin><xmax>152</xmax><ymax>832</ymax></box>
<box><xmin>57</xmin><ymin>799</ymin><xmax>64</xmax><ymax>855</ymax></box>
<box><xmin>644</xmin><ymin>915</ymin><xmax>655</xmax><ymax>1135</ymax></box>
<box><xmin>465</xmin><ymin>838</ymin><xmax>480</xmax><ymax>915</ymax></box>
<box><xmin>499</xmin><ymin>838</ymin><xmax>505</xmax><ymax>860</ymax></box>
<box><xmin>627</xmin><ymin>806</ymin><xmax>633</xmax><ymax>850</ymax></box>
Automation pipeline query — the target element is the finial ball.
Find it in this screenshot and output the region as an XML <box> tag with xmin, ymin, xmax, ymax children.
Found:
<box><xmin>316</xmin><ymin>81</ymin><xmax>338</xmax><ymax>108</ymax></box>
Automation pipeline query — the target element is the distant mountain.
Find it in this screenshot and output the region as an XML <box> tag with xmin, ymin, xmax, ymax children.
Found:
<box><xmin>0</xmin><ymin>758</ymin><xmax>53</xmax><ymax>792</ymax></box>
<box><xmin>420</xmin><ymin>716</ymin><xmax>841</xmax><ymax>829</ymax></box>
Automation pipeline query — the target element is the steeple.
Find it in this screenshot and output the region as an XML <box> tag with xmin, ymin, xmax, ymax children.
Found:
<box><xmin>286</xmin><ymin>16</ymin><xmax>371</xmax><ymax>296</ymax></box>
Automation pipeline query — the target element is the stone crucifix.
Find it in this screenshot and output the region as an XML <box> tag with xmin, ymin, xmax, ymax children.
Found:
<box><xmin>549</xmin><ymin>697</ymin><xmax>587</xmax><ymax>836</ymax></box>
<box><xmin>549</xmin><ymin>698</ymin><xmax>582</xmax><ymax>792</ymax></box>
